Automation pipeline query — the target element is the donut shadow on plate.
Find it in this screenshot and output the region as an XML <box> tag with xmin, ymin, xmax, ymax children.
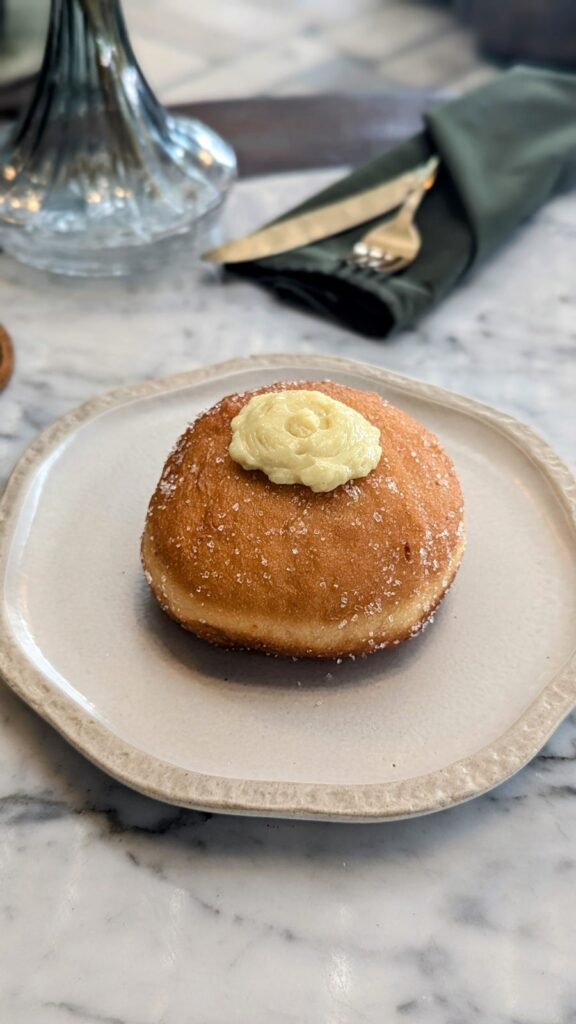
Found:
<box><xmin>138</xmin><ymin>579</ymin><xmax>432</xmax><ymax>694</ymax></box>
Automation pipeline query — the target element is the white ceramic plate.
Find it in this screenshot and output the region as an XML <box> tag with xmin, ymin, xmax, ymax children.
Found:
<box><xmin>1</xmin><ymin>354</ymin><xmax>576</xmax><ymax>822</ymax></box>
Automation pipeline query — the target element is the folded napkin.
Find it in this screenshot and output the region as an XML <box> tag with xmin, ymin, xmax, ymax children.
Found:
<box><xmin>226</xmin><ymin>67</ymin><xmax>576</xmax><ymax>338</ymax></box>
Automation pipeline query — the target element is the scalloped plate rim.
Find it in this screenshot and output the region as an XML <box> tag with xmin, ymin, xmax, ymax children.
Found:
<box><xmin>0</xmin><ymin>352</ymin><xmax>575</xmax><ymax>822</ymax></box>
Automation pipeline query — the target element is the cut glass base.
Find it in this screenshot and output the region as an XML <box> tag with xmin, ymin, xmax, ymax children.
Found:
<box><xmin>0</xmin><ymin>115</ymin><xmax>236</xmax><ymax>277</ymax></box>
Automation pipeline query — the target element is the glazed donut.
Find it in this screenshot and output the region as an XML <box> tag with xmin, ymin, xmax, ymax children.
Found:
<box><xmin>141</xmin><ymin>380</ymin><xmax>465</xmax><ymax>658</ymax></box>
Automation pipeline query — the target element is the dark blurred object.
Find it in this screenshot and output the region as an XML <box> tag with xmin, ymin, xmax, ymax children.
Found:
<box><xmin>172</xmin><ymin>93</ymin><xmax>445</xmax><ymax>176</ymax></box>
<box><xmin>0</xmin><ymin>91</ymin><xmax>441</xmax><ymax>178</ymax></box>
<box><xmin>0</xmin><ymin>74</ymin><xmax>34</xmax><ymax>115</ymax></box>
<box><xmin>460</xmin><ymin>0</ymin><xmax>576</xmax><ymax>65</ymax></box>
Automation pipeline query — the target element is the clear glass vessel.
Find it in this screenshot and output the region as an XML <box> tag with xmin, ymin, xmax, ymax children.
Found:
<box><xmin>0</xmin><ymin>0</ymin><xmax>236</xmax><ymax>276</ymax></box>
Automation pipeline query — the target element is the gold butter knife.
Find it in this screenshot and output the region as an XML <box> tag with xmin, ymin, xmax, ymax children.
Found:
<box><xmin>202</xmin><ymin>157</ymin><xmax>438</xmax><ymax>264</ymax></box>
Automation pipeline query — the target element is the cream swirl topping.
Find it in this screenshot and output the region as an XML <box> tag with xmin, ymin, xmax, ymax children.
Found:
<box><xmin>229</xmin><ymin>389</ymin><xmax>382</xmax><ymax>492</ymax></box>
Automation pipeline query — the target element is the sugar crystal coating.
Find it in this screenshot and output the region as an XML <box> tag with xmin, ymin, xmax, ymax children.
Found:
<box><xmin>141</xmin><ymin>379</ymin><xmax>465</xmax><ymax>658</ymax></box>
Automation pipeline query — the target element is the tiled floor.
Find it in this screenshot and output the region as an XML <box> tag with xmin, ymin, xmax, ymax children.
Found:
<box><xmin>0</xmin><ymin>0</ymin><xmax>496</xmax><ymax>98</ymax></box>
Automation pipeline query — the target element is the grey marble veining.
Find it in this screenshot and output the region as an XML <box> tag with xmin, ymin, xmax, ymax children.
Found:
<box><xmin>0</xmin><ymin>170</ymin><xmax>576</xmax><ymax>1023</ymax></box>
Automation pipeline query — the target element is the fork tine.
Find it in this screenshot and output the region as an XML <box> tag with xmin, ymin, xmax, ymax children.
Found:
<box><xmin>375</xmin><ymin>255</ymin><xmax>406</xmax><ymax>273</ymax></box>
<box><xmin>346</xmin><ymin>252</ymin><xmax>406</xmax><ymax>273</ymax></box>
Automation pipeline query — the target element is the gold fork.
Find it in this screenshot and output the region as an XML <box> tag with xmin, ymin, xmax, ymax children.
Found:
<box><xmin>348</xmin><ymin>156</ymin><xmax>439</xmax><ymax>273</ymax></box>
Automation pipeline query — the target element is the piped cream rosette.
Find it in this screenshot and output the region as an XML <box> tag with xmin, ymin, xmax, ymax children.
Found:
<box><xmin>229</xmin><ymin>389</ymin><xmax>382</xmax><ymax>492</ymax></box>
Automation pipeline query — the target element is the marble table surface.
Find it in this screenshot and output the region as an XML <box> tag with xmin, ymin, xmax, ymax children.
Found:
<box><xmin>1</xmin><ymin>169</ymin><xmax>576</xmax><ymax>1024</ymax></box>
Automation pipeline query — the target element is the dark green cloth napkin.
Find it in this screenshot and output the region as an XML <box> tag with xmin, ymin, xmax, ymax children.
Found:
<box><xmin>225</xmin><ymin>67</ymin><xmax>576</xmax><ymax>338</ymax></box>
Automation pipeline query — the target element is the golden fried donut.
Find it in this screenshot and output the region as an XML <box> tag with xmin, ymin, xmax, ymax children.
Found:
<box><xmin>141</xmin><ymin>380</ymin><xmax>465</xmax><ymax>658</ymax></box>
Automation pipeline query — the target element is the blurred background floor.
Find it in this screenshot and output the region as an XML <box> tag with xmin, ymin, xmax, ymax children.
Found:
<box><xmin>0</xmin><ymin>0</ymin><xmax>496</xmax><ymax>98</ymax></box>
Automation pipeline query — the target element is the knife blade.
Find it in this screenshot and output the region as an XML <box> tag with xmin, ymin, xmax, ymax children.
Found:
<box><xmin>202</xmin><ymin>157</ymin><xmax>438</xmax><ymax>264</ymax></box>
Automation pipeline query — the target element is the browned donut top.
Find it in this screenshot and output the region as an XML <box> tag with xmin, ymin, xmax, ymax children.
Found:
<box><xmin>143</xmin><ymin>380</ymin><xmax>464</xmax><ymax>625</ymax></box>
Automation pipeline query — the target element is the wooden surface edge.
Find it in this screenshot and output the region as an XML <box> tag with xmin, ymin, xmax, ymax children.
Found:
<box><xmin>0</xmin><ymin>87</ymin><xmax>443</xmax><ymax>176</ymax></box>
<box><xmin>0</xmin><ymin>324</ymin><xmax>14</xmax><ymax>392</ymax></box>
